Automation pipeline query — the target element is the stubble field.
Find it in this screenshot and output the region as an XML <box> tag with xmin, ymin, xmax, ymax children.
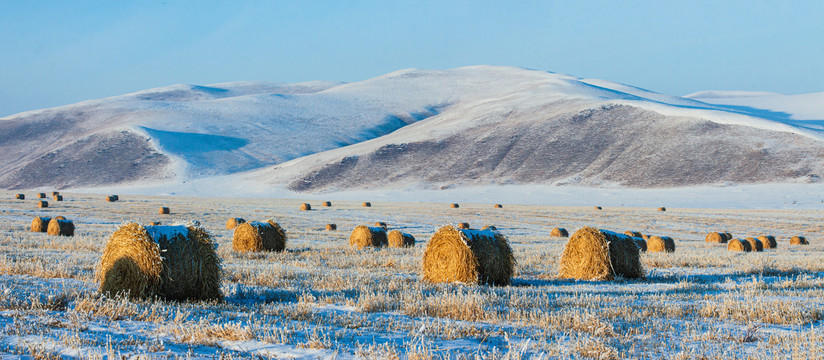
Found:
<box><xmin>0</xmin><ymin>191</ymin><xmax>823</xmax><ymax>359</ymax></box>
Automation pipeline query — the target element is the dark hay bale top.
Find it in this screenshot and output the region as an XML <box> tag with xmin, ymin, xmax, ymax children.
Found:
<box><xmin>658</xmin><ymin>207</ymin><xmax>666</xmax><ymax>212</ymax></box>
<box><xmin>387</xmin><ymin>230</ymin><xmax>415</xmax><ymax>247</ymax></box>
<box><xmin>38</xmin><ymin>193</ymin><xmax>46</xmax><ymax>198</ymax></box>
<box><xmin>374</xmin><ymin>222</ymin><xmax>388</xmax><ymax>229</ymax></box>
<box><xmin>362</xmin><ymin>202</ymin><xmax>371</xmax><ymax>207</ymax></box>
<box><xmin>450</xmin><ymin>203</ymin><xmax>460</xmax><ymax>208</ymax></box>
<box><xmin>551</xmin><ymin>228</ymin><xmax>569</xmax><ymax>237</ymax></box>
<box><xmin>494</xmin><ymin>204</ymin><xmax>503</xmax><ymax>208</ymax></box>
<box><xmin>31</xmin><ymin>217</ymin><xmax>51</xmax><ymax>232</ymax></box>
<box><xmin>348</xmin><ymin>225</ymin><xmax>388</xmax><ymax>249</ymax></box>
<box><xmin>47</xmin><ymin>219</ymin><xmax>74</xmax><ymax>236</ymax></box>
<box><xmin>38</xmin><ymin>200</ymin><xmax>48</xmax><ymax>208</ymax></box>
<box><xmin>728</xmin><ymin>239</ymin><xmax>752</xmax><ymax>252</ymax></box>
<box><xmin>634</xmin><ymin>238</ymin><xmax>647</xmax><ymax>252</ymax></box>
<box><xmin>758</xmin><ymin>235</ymin><xmax>777</xmax><ymax>249</ymax></box>
<box><xmin>422</xmin><ymin>225</ymin><xmax>514</xmax><ymax>286</ymax></box>
<box><xmin>745</xmin><ymin>237</ymin><xmax>764</xmax><ymax>252</ymax></box>
<box><xmin>705</xmin><ymin>232</ymin><xmax>726</xmax><ymax>243</ymax></box>
<box><xmin>300</xmin><ymin>203</ymin><xmax>311</xmax><ymax>211</ymax></box>
<box><xmin>648</xmin><ymin>236</ymin><xmax>675</xmax><ymax>253</ymax></box>
<box><xmin>325</xmin><ymin>223</ymin><xmax>337</xmax><ymax>231</ymax></box>
<box><xmin>457</xmin><ymin>222</ymin><xmax>470</xmax><ymax>229</ymax></box>
<box><xmin>558</xmin><ymin>227</ymin><xmax>643</xmax><ymax>281</ymax></box>
<box><xmin>790</xmin><ymin>236</ymin><xmax>809</xmax><ymax>245</ymax></box>
<box><xmin>97</xmin><ymin>223</ymin><xmax>221</xmax><ymax>301</ymax></box>
<box><xmin>233</xmin><ymin>220</ymin><xmax>287</xmax><ymax>252</ymax></box>
<box><xmin>322</xmin><ymin>201</ymin><xmax>332</xmax><ymax>207</ymax></box>
<box><xmin>53</xmin><ymin>195</ymin><xmax>63</xmax><ymax>201</ymax></box>
<box><xmin>723</xmin><ymin>232</ymin><xmax>733</xmax><ymax>241</ymax></box>
<box><xmin>158</xmin><ymin>207</ymin><xmax>170</xmax><ymax>215</ymax></box>
<box><xmin>225</xmin><ymin>217</ymin><xmax>246</xmax><ymax>230</ymax></box>
<box><xmin>481</xmin><ymin>225</ymin><xmax>498</xmax><ymax>231</ymax></box>
<box><xmin>112</xmin><ymin>195</ymin><xmax>119</xmax><ymax>201</ymax></box>
<box><xmin>15</xmin><ymin>194</ymin><xmax>24</xmax><ymax>200</ymax></box>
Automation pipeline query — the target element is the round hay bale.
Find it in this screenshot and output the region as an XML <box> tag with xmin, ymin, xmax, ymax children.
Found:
<box><xmin>723</xmin><ymin>232</ymin><xmax>733</xmax><ymax>241</ymax></box>
<box><xmin>705</xmin><ymin>232</ymin><xmax>725</xmax><ymax>243</ymax></box>
<box><xmin>758</xmin><ymin>235</ymin><xmax>777</xmax><ymax>249</ymax></box>
<box><xmin>30</xmin><ymin>217</ymin><xmax>51</xmax><ymax>232</ymax></box>
<box><xmin>53</xmin><ymin>195</ymin><xmax>63</xmax><ymax>201</ymax></box>
<box><xmin>457</xmin><ymin>222</ymin><xmax>470</xmax><ymax>229</ymax></box>
<box><xmin>594</xmin><ymin>206</ymin><xmax>602</xmax><ymax>210</ymax></box>
<box><xmin>634</xmin><ymin>238</ymin><xmax>647</xmax><ymax>252</ymax></box>
<box><xmin>112</xmin><ymin>195</ymin><xmax>119</xmax><ymax>201</ymax></box>
<box><xmin>744</xmin><ymin>237</ymin><xmax>764</xmax><ymax>252</ymax></box>
<box><xmin>106</xmin><ymin>195</ymin><xmax>117</xmax><ymax>202</ymax></box>
<box><xmin>728</xmin><ymin>239</ymin><xmax>752</xmax><ymax>252</ymax></box>
<box><xmin>790</xmin><ymin>235</ymin><xmax>808</xmax><ymax>245</ymax></box>
<box><xmin>300</xmin><ymin>203</ymin><xmax>311</xmax><ymax>211</ymax></box>
<box><xmin>52</xmin><ymin>191</ymin><xmax>59</xmax><ymax>196</ymax></box>
<box><xmin>551</xmin><ymin>228</ymin><xmax>569</xmax><ymax>237</ymax></box>
<box><xmin>96</xmin><ymin>223</ymin><xmax>221</xmax><ymax>301</ymax></box>
<box><xmin>422</xmin><ymin>225</ymin><xmax>514</xmax><ymax>285</ymax></box>
<box><xmin>158</xmin><ymin>207</ymin><xmax>170</xmax><ymax>215</ymax></box>
<box><xmin>348</xmin><ymin>225</ymin><xmax>388</xmax><ymax>249</ymax></box>
<box><xmin>494</xmin><ymin>204</ymin><xmax>503</xmax><ymax>208</ymax></box>
<box><xmin>658</xmin><ymin>207</ymin><xmax>666</xmax><ymax>212</ymax></box>
<box><xmin>374</xmin><ymin>221</ymin><xmax>387</xmax><ymax>229</ymax></box>
<box><xmin>623</xmin><ymin>230</ymin><xmax>634</xmax><ymax>237</ymax></box>
<box><xmin>648</xmin><ymin>236</ymin><xmax>675</xmax><ymax>253</ymax></box>
<box><xmin>558</xmin><ymin>227</ymin><xmax>644</xmax><ymax>281</ymax></box>
<box><xmin>55</xmin><ymin>216</ymin><xmax>66</xmax><ymax>220</ymax></box>
<box><xmin>362</xmin><ymin>202</ymin><xmax>371</xmax><ymax>207</ymax></box>
<box><xmin>641</xmin><ymin>234</ymin><xmax>650</xmax><ymax>240</ymax></box>
<box><xmin>450</xmin><ymin>203</ymin><xmax>460</xmax><ymax>209</ymax></box>
<box><xmin>322</xmin><ymin>201</ymin><xmax>332</xmax><ymax>207</ymax></box>
<box><xmin>38</xmin><ymin>200</ymin><xmax>48</xmax><ymax>208</ymax></box>
<box><xmin>387</xmin><ymin>230</ymin><xmax>415</xmax><ymax>247</ymax></box>
<box><xmin>225</xmin><ymin>217</ymin><xmax>246</xmax><ymax>230</ymax></box>
<box><xmin>325</xmin><ymin>223</ymin><xmax>337</xmax><ymax>231</ymax></box>
<box><xmin>481</xmin><ymin>225</ymin><xmax>498</xmax><ymax>231</ymax></box>
<box><xmin>149</xmin><ymin>221</ymin><xmax>161</xmax><ymax>226</ymax></box>
<box><xmin>233</xmin><ymin>220</ymin><xmax>287</xmax><ymax>252</ymax></box>
<box><xmin>47</xmin><ymin>219</ymin><xmax>74</xmax><ymax>236</ymax></box>
<box><xmin>15</xmin><ymin>194</ymin><xmax>24</xmax><ymax>200</ymax></box>
<box><xmin>38</xmin><ymin>193</ymin><xmax>46</xmax><ymax>199</ymax></box>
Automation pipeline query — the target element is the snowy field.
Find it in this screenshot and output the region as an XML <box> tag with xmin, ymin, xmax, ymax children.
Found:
<box><xmin>1</xmin><ymin>191</ymin><xmax>823</xmax><ymax>359</ymax></box>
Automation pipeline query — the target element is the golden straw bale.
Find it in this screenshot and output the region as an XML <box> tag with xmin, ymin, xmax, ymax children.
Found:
<box><xmin>790</xmin><ymin>236</ymin><xmax>808</xmax><ymax>245</ymax></box>
<box><xmin>149</xmin><ymin>221</ymin><xmax>161</xmax><ymax>226</ymax></box>
<box><xmin>96</xmin><ymin>223</ymin><xmax>221</xmax><ymax>301</ymax></box>
<box><xmin>551</xmin><ymin>228</ymin><xmax>569</xmax><ymax>237</ymax></box>
<box><xmin>422</xmin><ymin>225</ymin><xmax>514</xmax><ymax>286</ymax></box>
<box><xmin>322</xmin><ymin>201</ymin><xmax>332</xmax><ymax>207</ymax></box>
<box><xmin>158</xmin><ymin>207</ymin><xmax>170</xmax><ymax>215</ymax></box>
<box><xmin>758</xmin><ymin>235</ymin><xmax>777</xmax><ymax>249</ymax></box>
<box><xmin>325</xmin><ymin>223</ymin><xmax>337</xmax><ymax>231</ymax></box>
<box><xmin>641</xmin><ymin>234</ymin><xmax>650</xmax><ymax>240</ymax></box>
<box><xmin>450</xmin><ymin>203</ymin><xmax>460</xmax><ymax>208</ymax></box>
<box><xmin>658</xmin><ymin>207</ymin><xmax>666</xmax><ymax>211</ymax></box>
<box><xmin>648</xmin><ymin>236</ymin><xmax>675</xmax><ymax>253</ymax></box>
<box><xmin>387</xmin><ymin>230</ymin><xmax>415</xmax><ymax>247</ymax></box>
<box><xmin>558</xmin><ymin>227</ymin><xmax>644</xmax><ymax>281</ymax></box>
<box><xmin>300</xmin><ymin>203</ymin><xmax>311</xmax><ymax>211</ymax></box>
<box><xmin>362</xmin><ymin>202</ymin><xmax>371</xmax><ymax>207</ymax></box>
<box><xmin>723</xmin><ymin>232</ymin><xmax>733</xmax><ymax>241</ymax></box>
<box><xmin>53</xmin><ymin>195</ymin><xmax>63</xmax><ymax>201</ymax></box>
<box><xmin>705</xmin><ymin>232</ymin><xmax>726</xmax><ymax>243</ymax></box>
<box><xmin>106</xmin><ymin>195</ymin><xmax>117</xmax><ymax>202</ymax></box>
<box><xmin>728</xmin><ymin>239</ymin><xmax>751</xmax><ymax>252</ymax></box>
<box><xmin>225</xmin><ymin>217</ymin><xmax>246</xmax><ymax>230</ymax></box>
<box><xmin>38</xmin><ymin>193</ymin><xmax>46</xmax><ymax>198</ymax></box>
<box><xmin>374</xmin><ymin>222</ymin><xmax>388</xmax><ymax>229</ymax></box>
<box><xmin>594</xmin><ymin>206</ymin><xmax>602</xmax><ymax>210</ymax></box>
<box><xmin>47</xmin><ymin>219</ymin><xmax>74</xmax><ymax>236</ymax></box>
<box><xmin>38</xmin><ymin>200</ymin><xmax>48</xmax><ymax>208</ymax></box>
<box><xmin>348</xmin><ymin>225</ymin><xmax>388</xmax><ymax>249</ymax></box>
<box><xmin>52</xmin><ymin>191</ymin><xmax>59</xmax><ymax>196</ymax></box>
<box><xmin>494</xmin><ymin>204</ymin><xmax>503</xmax><ymax>208</ymax></box>
<box><xmin>457</xmin><ymin>222</ymin><xmax>470</xmax><ymax>229</ymax></box>
<box><xmin>481</xmin><ymin>225</ymin><xmax>498</xmax><ymax>231</ymax></box>
<box><xmin>744</xmin><ymin>237</ymin><xmax>763</xmax><ymax>252</ymax></box>
<box><xmin>55</xmin><ymin>216</ymin><xmax>66</xmax><ymax>220</ymax></box>
<box><xmin>15</xmin><ymin>194</ymin><xmax>24</xmax><ymax>200</ymax></box>
<box><xmin>31</xmin><ymin>217</ymin><xmax>51</xmax><ymax>232</ymax></box>
<box><xmin>233</xmin><ymin>220</ymin><xmax>287</xmax><ymax>252</ymax></box>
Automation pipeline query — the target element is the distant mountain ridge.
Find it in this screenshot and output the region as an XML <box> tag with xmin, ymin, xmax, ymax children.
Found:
<box><xmin>1</xmin><ymin>65</ymin><xmax>823</xmax><ymax>191</ymax></box>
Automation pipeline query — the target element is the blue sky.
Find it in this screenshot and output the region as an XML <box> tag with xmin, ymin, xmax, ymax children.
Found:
<box><xmin>1</xmin><ymin>0</ymin><xmax>822</xmax><ymax>117</ymax></box>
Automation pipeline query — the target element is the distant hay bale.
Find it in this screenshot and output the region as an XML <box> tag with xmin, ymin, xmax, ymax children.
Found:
<box><xmin>322</xmin><ymin>201</ymin><xmax>332</xmax><ymax>207</ymax></box>
<box><xmin>744</xmin><ymin>237</ymin><xmax>764</xmax><ymax>252</ymax></box>
<box><xmin>723</xmin><ymin>232</ymin><xmax>733</xmax><ymax>241</ymax></box>
<box><xmin>300</xmin><ymin>203</ymin><xmax>311</xmax><ymax>211</ymax></box>
<box><xmin>47</xmin><ymin>219</ymin><xmax>74</xmax><ymax>236</ymax></box>
<box><xmin>624</xmin><ymin>231</ymin><xmax>642</xmax><ymax>238</ymax></box>
<box><xmin>705</xmin><ymin>232</ymin><xmax>726</xmax><ymax>243</ymax></box>
<box><xmin>758</xmin><ymin>235</ymin><xmax>777</xmax><ymax>249</ymax></box>
<box><xmin>450</xmin><ymin>203</ymin><xmax>460</xmax><ymax>208</ymax></box>
<box><xmin>374</xmin><ymin>221</ymin><xmax>388</xmax><ymax>229</ymax></box>
<box><xmin>348</xmin><ymin>225</ymin><xmax>387</xmax><ymax>249</ymax></box>
<box><xmin>112</xmin><ymin>195</ymin><xmax>119</xmax><ymax>201</ymax></box>
<box><xmin>551</xmin><ymin>228</ymin><xmax>569</xmax><ymax>237</ymax></box>
<box><xmin>494</xmin><ymin>204</ymin><xmax>503</xmax><ymax>208</ymax></box>
<box><xmin>225</xmin><ymin>217</ymin><xmax>246</xmax><ymax>230</ymax></box>
<box><xmin>233</xmin><ymin>220</ymin><xmax>287</xmax><ymax>252</ymax></box>
<box><xmin>387</xmin><ymin>230</ymin><xmax>415</xmax><ymax>247</ymax></box>
<box><xmin>362</xmin><ymin>202</ymin><xmax>371</xmax><ymax>207</ymax></box>
<box><xmin>728</xmin><ymin>239</ymin><xmax>752</xmax><ymax>252</ymax></box>
<box><xmin>52</xmin><ymin>191</ymin><xmax>59</xmax><ymax>196</ymax></box>
<box><xmin>38</xmin><ymin>200</ymin><xmax>48</xmax><ymax>208</ymax></box>
<box><xmin>15</xmin><ymin>194</ymin><xmax>24</xmax><ymax>200</ymax></box>
<box><xmin>658</xmin><ymin>207</ymin><xmax>666</xmax><ymax>212</ymax></box>
<box><xmin>558</xmin><ymin>227</ymin><xmax>643</xmax><ymax>281</ymax></box>
<box><xmin>422</xmin><ymin>225</ymin><xmax>514</xmax><ymax>285</ymax></box>
<box><xmin>38</xmin><ymin>193</ymin><xmax>46</xmax><ymax>198</ymax></box>
<box><xmin>158</xmin><ymin>207</ymin><xmax>170</xmax><ymax>215</ymax></box>
<box><xmin>53</xmin><ymin>195</ymin><xmax>63</xmax><ymax>201</ymax></box>
<box><xmin>457</xmin><ymin>222</ymin><xmax>470</xmax><ymax>229</ymax></box>
<box><xmin>641</xmin><ymin>234</ymin><xmax>650</xmax><ymax>240</ymax></box>
<box><xmin>790</xmin><ymin>236</ymin><xmax>809</xmax><ymax>245</ymax></box>
<box><xmin>96</xmin><ymin>223</ymin><xmax>221</xmax><ymax>301</ymax></box>
<box><xmin>481</xmin><ymin>225</ymin><xmax>498</xmax><ymax>231</ymax></box>
<box><xmin>30</xmin><ymin>217</ymin><xmax>51</xmax><ymax>232</ymax></box>
<box><xmin>55</xmin><ymin>216</ymin><xmax>66</xmax><ymax>220</ymax></box>
<box><xmin>648</xmin><ymin>236</ymin><xmax>675</xmax><ymax>253</ymax></box>
<box><xmin>106</xmin><ymin>195</ymin><xmax>117</xmax><ymax>202</ymax></box>
<box><xmin>149</xmin><ymin>221</ymin><xmax>161</xmax><ymax>226</ymax></box>
<box><xmin>325</xmin><ymin>223</ymin><xmax>337</xmax><ymax>231</ymax></box>
<box><xmin>634</xmin><ymin>238</ymin><xmax>647</xmax><ymax>252</ymax></box>
<box><xmin>594</xmin><ymin>206</ymin><xmax>602</xmax><ymax>210</ymax></box>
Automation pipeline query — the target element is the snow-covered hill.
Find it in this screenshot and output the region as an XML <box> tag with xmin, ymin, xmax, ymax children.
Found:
<box><xmin>2</xmin><ymin>66</ymin><xmax>824</xmax><ymax>194</ymax></box>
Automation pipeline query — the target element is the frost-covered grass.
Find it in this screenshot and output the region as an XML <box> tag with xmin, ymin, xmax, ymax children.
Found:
<box><xmin>0</xmin><ymin>191</ymin><xmax>823</xmax><ymax>359</ymax></box>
